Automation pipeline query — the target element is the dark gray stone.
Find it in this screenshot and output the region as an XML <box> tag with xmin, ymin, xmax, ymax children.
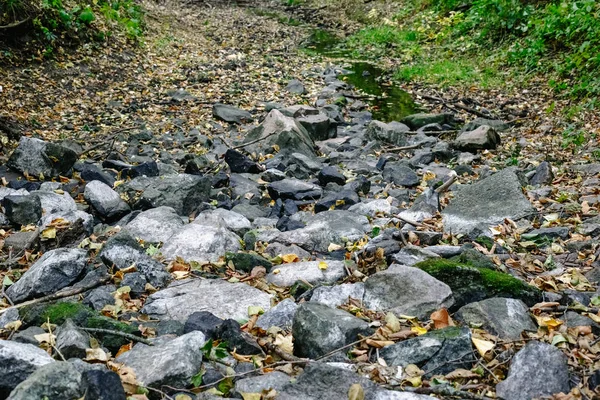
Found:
<box><xmin>213</xmin><ymin>103</ymin><xmax>253</xmax><ymax>124</ymax></box>
<box><xmin>496</xmin><ymin>341</ymin><xmax>570</xmax><ymax>400</ymax></box>
<box><xmin>462</xmin><ymin>118</ymin><xmax>509</xmax><ymax>132</ymax></box>
<box><xmin>55</xmin><ymin>319</ymin><xmax>90</xmax><ymax>359</ymax></box>
<box><xmin>453</xmin><ymin>125</ymin><xmax>501</xmax><ymax>152</ymax></box>
<box><xmin>529</xmin><ymin>161</ymin><xmax>554</xmax><ymax>186</ymax></box>
<box><xmin>8</xmin><ymin>137</ymin><xmax>78</xmax><ymax>178</ymax></box>
<box><xmin>0</xmin><ymin>340</ymin><xmax>55</xmax><ymax>397</ymax></box>
<box><xmin>256</xmin><ymin>298</ymin><xmax>298</xmax><ymax>330</ymax></box>
<box><xmin>217</xmin><ymin>319</ymin><xmax>263</xmax><ymax>355</ymax></box>
<box><xmin>382</xmin><ymin>163</ymin><xmax>419</xmax><ymax>187</ymax></box>
<box><xmin>366</xmin><ymin>120</ymin><xmax>410</xmax><ymax>146</ymax></box>
<box><xmin>2</xmin><ymin>195</ymin><xmax>42</xmax><ymax>226</ymax></box>
<box><xmin>521</xmin><ymin>227</ymin><xmax>569</xmax><ymax>241</ymax></box>
<box><xmin>80</xmin><ymin>163</ymin><xmax>116</xmax><ymax>187</ymax></box>
<box><xmin>7</xmin><ymin>361</ymin><xmax>83</xmax><ymax>400</ymax></box>
<box><xmin>183</xmin><ymin>311</ymin><xmax>224</xmax><ymax>338</ymax></box>
<box><xmin>82</xmin><ymin>369</ymin><xmax>127</xmax><ymax>400</ymax></box>
<box><xmin>225</xmin><ymin>149</ymin><xmax>262</xmax><ymax>174</ymax></box>
<box><xmin>318</xmin><ymin>166</ymin><xmax>346</xmax><ymax>186</ymax></box>
<box><xmin>402</xmin><ymin>113</ymin><xmax>452</xmax><ymax>130</ymax></box>
<box><xmin>268</xmin><ymin>179</ymin><xmax>322</xmax><ymax>201</ymax></box>
<box><xmin>235</xmin><ymin>371</ymin><xmax>292</xmax><ymax>396</ymax></box>
<box><xmin>297</xmin><ymin>112</ymin><xmax>332</xmax><ymax>141</ymax></box>
<box><xmin>286</xmin><ymin>79</ymin><xmax>306</xmax><ymax>94</ymax></box>
<box><xmin>83</xmin><ymin>285</ymin><xmax>116</xmax><ymax>311</ymax></box>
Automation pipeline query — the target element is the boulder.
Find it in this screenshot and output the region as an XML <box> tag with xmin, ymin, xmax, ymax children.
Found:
<box><xmin>366</xmin><ymin>120</ymin><xmax>410</xmax><ymax>146</ymax></box>
<box><xmin>297</xmin><ymin>112</ymin><xmax>332</xmax><ymax>141</ymax></box>
<box><xmin>8</xmin><ymin>137</ymin><xmax>78</xmax><ymax>178</ymax></box>
<box><xmin>141</xmin><ymin>278</ymin><xmax>272</xmax><ymax>322</ymax></box>
<box><xmin>256</xmin><ymin>298</ymin><xmax>298</xmax><ymax>330</ymax></box>
<box><xmin>124</xmin><ymin>206</ymin><xmax>185</xmax><ymax>244</ymax></box>
<box><xmin>268</xmin><ymin>179</ymin><xmax>322</xmax><ymax>201</ymax></box>
<box><xmin>84</xmin><ymin>180</ymin><xmax>130</xmax><ymax>222</ymax></box>
<box><xmin>2</xmin><ymin>195</ymin><xmax>42</xmax><ymax>226</ymax></box>
<box><xmin>212</xmin><ymin>103</ymin><xmax>253</xmax><ymax>124</ymax></box>
<box><xmin>266</xmin><ymin>260</ymin><xmax>346</xmax><ymax>287</ymax></box>
<box><xmin>7</xmin><ymin>362</ymin><xmax>83</xmax><ymax>400</ymax></box>
<box><xmin>310</xmin><ymin>283</ymin><xmax>365</xmax><ymax>308</ymax></box>
<box><xmin>0</xmin><ymin>340</ymin><xmax>55</xmax><ymax>397</ymax></box>
<box><xmin>161</xmin><ymin>224</ymin><xmax>242</xmax><ymax>263</ymax></box>
<box><xmin>453</xmin><ymin>125</ymin><xmax>501</xmax><ymax>152</ymax></box>
<box><xmin>6</xmin><ymin>248</ymin><xmax>88</xmax><ymax>303</ymax></box>
<box><xmin>286</xmin><ymin>79</ymin><xmax>306</xmax><ymax>94</ymax></box>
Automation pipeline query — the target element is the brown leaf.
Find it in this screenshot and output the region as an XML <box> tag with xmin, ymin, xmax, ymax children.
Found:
<box><xmin>445</xmin><ymin>368</ymin><xmax>480</xmax><ymax>380</ymax></box>
<box><xmin>348</xmin><ymin>383</ymin><xmax>365</xmax><ymax>400</ymax></box>
<box><xmin>430</xmin><ymin>308</ymin><xmax>454</xmax><ymax>329</ymax></box>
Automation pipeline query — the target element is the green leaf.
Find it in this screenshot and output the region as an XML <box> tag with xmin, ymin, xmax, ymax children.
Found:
<box><xmin>551</xmin><ymin>334</ymin><xmax>567</xmax><ymax>346</ymax></box>
<box><xmin>591</xmin><ymin>296</ymin><xmax>600</xmax><ymax>306</ymax></box>
<box><xmin>200</xmin><ymin>339</ymin><xmax>214</xmax><ymax>355</ymax></box>
<box><xmin>79</xmin><ymin>7</ymin><xmax>96</xmax><ymax>24</ymax></box>
<box><xmin>2</xmin><ymin>276</ymin><xmax>14</xmax><ymax>287</ymax></box>
<box><xmin>371</xmin><ymin>226</ymin><xmax>381</xmax><ymax>238</ymax></box>
<box><xmin>190</xmin><ymin>369</ymin><xmax>205</xmax><ymax>387</ymax></box>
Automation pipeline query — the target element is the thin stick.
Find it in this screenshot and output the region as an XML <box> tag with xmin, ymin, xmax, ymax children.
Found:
<box><xmin>435</xmin><ymin>171</ymin><xmax>458</xmax><ymax>194</ymax></box>
<box><xmin>231</xmin><ymin>130</ymin><xmax>280</xmax><ymax>150</ymax></box>
<box><xmin>385</xmin><ymin>144</ymin><xmax>422</xmax><ymax>152</ymax></box>
<box><xmin>80</xmin><ymin>327</ymin><xmax>154</xmax><ymax>346</ymax></box>
<box><xmin>397</xmin><ymin>215</ymin><xmax>436</xmax><ymax>230</ymax></box>
<box><xmin>80</xmin><ymin>126</ymin><xmax>141</xmax><ymax>156</ymax></box>
<box><xmin>384</xmin><ymin>384</ymin><xmax>496</xmax><ymax>400</ymax></box>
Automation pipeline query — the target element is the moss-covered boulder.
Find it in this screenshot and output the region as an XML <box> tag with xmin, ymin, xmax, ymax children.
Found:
<box><xmin>415</xmin><ymin>259</ymin><xmax>542</xmax><ymax>309</ymax></box>
<box><xmin>225</xmin><ymin>252</ymin><xmax>273</xmax><ymax>273</ymax></box>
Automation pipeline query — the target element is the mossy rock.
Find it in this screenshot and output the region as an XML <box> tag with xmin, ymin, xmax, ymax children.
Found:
<box><xmin>451</xmin><ymin>247</ymin><xmax>496</xmax><ymax>270</ymax></box>
<box><xmin>415</xmin><ymin>259</ymin><xmax>542</xmax><ymax>309</ymax></box>
<box><xmin>20</xmin><ymin>301</ymin><xmax>94</xmax><ymax>326</ymax></box>
<box><xmin>225</xmin><ymin>251</ymin><xmax>273</xmax><ymax>273</ymax></box>
<box><xmin>86</xmin><ymin>316</ymin><xmax>139</xmax><ymax>352</ymax></box>
<box><xmin>290</xmin><ymin>280</ymin><xmax>312</xmax><ymax>299</ymax></box>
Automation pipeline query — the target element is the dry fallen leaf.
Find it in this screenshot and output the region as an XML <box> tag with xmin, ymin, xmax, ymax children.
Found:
<box><xmin>348</xmin><ymin>383</ymin><xmax>365</xmax><ymax>400</ymax></box>
<box><xmin>472</xmin><ymin>337</ymin><xmax>495</xmax><ymax>356</ymax></box>
<box><xmin>430</xmin><ymin>308</ymin><xmax>454</xmax><ymax>329</ymax></box>
<box><xmin>281</xmin><ymin>254</ymin><xmax>299</xmax><ymax>263</ymax></box>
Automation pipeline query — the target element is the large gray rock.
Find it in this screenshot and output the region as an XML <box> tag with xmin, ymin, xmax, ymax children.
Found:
<box><xmin>0</xmin><ymin>340</ymin><xmax>55</xmax><ymax>397</ymax></box>
<box><xmin>2</xmin><ymin>195</ymin><xmax>42</xmax><ymax>226</ymax></box>
<box><xmin>292</xmin><ymin>302</ymin><xmax>372</xmax><ymax>359</ymax></box>
<box><xmin>442</xmin><ymin>168</ymin><xmax>536</xmax><ymax>237</ymax></box>
<box><xmin>379</xmin><ymin>327</ymin><xmax>475</xmax><ymax>377</ymax></box>
<box><xmin>266</xmin><ymin>260</ymin><xmax>346</xmax><ymax>287</ymax></box>
<box><xmin>31</xmin><ymin>190</ymin><xmax>77</xmax><ymax>214</ymax></box>
<box><xmin>234</xmin><ymin>371</ymin><xmax>292</xmax><ymax>396</ymax></box>
<box><xmin>496</xmin><ymin>341</ymin><xmax>570</xmax><ymax>400</ymax></box>
<box><xmin>310</xmin><ymin>283</ymin><xmax>365</xmax><ymax>308</ymax></box>
<box><xmin>38</xmin><ymin>210</ymin><xmax>93</xmax><ymax>235</ymax></box>
<box><xmin>6</xmin><ymin>248</ymin><xmax>87</xmax><ymax>303</ymax></box>
<box><xmin>455</xmin><ymin>298</ymin><xmax>536</xmax><ymax>339</ymax></box>
<box><xmin>383</xmin><ymin>163</ymin><xmax>420</xmax><ymax>187</ymax></box>
<box><xmin>124</xmin><ymin>206</ymin><xmax>185</xmax><ymax>244</ymax></box>
<box><xmin>7</xmin><ymin>361</ymin><xmax>83</xmax><ymax>400</ymax></box>
<box><xmin>212</xmin><ymin>103</ymin><xmax>253</xmax><ymax>124</ymax></box>
<box><xmin>8</xmin><ymin>137</ymin><xmax>78</xmax><ymax>178</ymax></box>
<box><xmin>141</xmin><ymin>279</ymin><xmax>272</xmax><ymax>322</ymax></box>
<box><xmin>116</xmin><ymin>331</ymin><xmax>206</xmax><ymax>390</ymax></box>
<box><xmin>268</xmin><ymin>179</ymin><xmax>322</xmax><ymax>201</ymax></box>
<box><xmin>117</xmin><ymin>174</ymin><xmax>211</xmax><ymax>216</ymax></box>
<box><xmin>453</xmin><ymin>125</ymin><xmax>501</xmax><ymax>152</ymax></box>
<box><xmin>84</xmin><ymin>180</ymin><xmax>130</xmax><ymax>222</ymax></box>
<box><xmin>363</xmin><ymin>265</ymin><xmax>454</xmax><ymax>319</ymax></box>
<box><xmin>161</xmin><ymin>224</ymin><xmax>242</xmax><ymax>263</ymax></box>
<box><xmin>366</xmin><ymin>120</ymin><xmax>410</xmax><ymax>146</ymax></box>
<box><xmin>402</xmin><ymin>113</ymin><xmax>452</xmax><ymax>130</ymax></box>
<box><xmin>297</xmin><ymin>112</ymin><xmax>332</xmax><ymax>141</ymax></box>
<box><xmin>256</xmin><ymin>298</ymin><xmax>298</xmax><ymax>330</ymax></box>
<box><xmin>193</xmin><ymin>208</ymin><xmax>252</xmax><ymax>236</ymax></box>
<box><xmin>243</xmin><ymin>109</ymin><xmax>316</xmax><ymax>156</ymax></box>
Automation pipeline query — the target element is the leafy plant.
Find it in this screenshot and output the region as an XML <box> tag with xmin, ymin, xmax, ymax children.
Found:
<box><xmin>201</xmin><ymin>339</ymin><xmax>229</xmax><ymax>360</ymax></box>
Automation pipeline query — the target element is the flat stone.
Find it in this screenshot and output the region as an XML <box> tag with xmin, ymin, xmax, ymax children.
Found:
<box><xmin>161</xmin><ymin>224</ymin><xmax>242</xmax><ymax>263</ymax></box>
<box><xmin>124</xmin><ymin>206</ymin><xmax>185</xmax><ymax>244</ymax></box>
<box><xmin>268</xmin><ymin>179</ymin><xmax>323</xmax><ymax>201</ymax></box>
<box><xmin>212</xmin><ymin>103</ymin><xmax>253</xmax><ymax>124</ymax></box>
<box><xmin>267</xmin><ymin>260</ymin><xmax>346</xmax><ymax>287</ymax></box>
<box><xmin>141</xmin><ymin>279</ymin><xmax>273</xmax><ymax>322</ymax></box>
<box><xmin>366</xmin><ymin>120</ymin><xmax>410</xmax><ymax>146</ymax></box>
<box><xmin>453</xmin><ymin>125</ymin><xmax>501</xmax><ymax>152</ymax></box>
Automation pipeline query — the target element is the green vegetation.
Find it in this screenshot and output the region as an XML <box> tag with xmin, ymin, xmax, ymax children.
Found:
<box><xmin>0</xmin><ymin>0</ymin><xmax>144</xmax><ymax>59</ymax></box>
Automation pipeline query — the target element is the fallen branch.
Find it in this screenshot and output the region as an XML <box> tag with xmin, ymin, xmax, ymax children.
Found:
<box><xmin>231</xmin><ymin>130</ymin><xmax>279</xmax><ymax>150</ymax></box>
<box><xmin>435</xmin><ymin>171</ymin><xmax>458</xmax><ymax>194</ymax></box>
<box><xmin>0</xmin><ymin>275</ymin><xmax>111</xmax><ymax>315</ymax></box>
<box><xmin>385</xmin><ymin>384</ymin><xmax>497</xmax><ymax>400</ymax></box>
<box><xmin>0</xmin><ymin>18</ymin><xmax>30</xmax><ymax>29</ymax></box>
<box><xmin>80</xmin><ymin>327</ymin><xmax>154</xmax><ymax>346</ymax></box>
<box><xmin>397</xmin><ymin>215</ymin><xmax>436</xmax><ymax>230</ymax></box>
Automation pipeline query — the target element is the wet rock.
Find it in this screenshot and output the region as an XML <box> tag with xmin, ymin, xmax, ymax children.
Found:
<box><xmin>268</xmin><ymin>178</ymin><xmax>322</xmax><ymax>201</ymax></box>
<box><xmin>141</xmin><ymin>278</ymin><xmax>272</xmax><ymax>322</ymax></box>
<box><xmin>266</xmin><ymin>260</ymin><xmax>346</xmax><ymax>287</ymax></box>
<box><xmin>455</xmin><ymin>298</ymin><xmax>536</xmax><ymax>339</ymax></box>
<box><xmin>442</xmin><ymin>167</ymin><xmax>536</xmax><ymax>237</ymax></box>
<box><xmin>2</xmin><ymin>195</ymin><xmax>42</xmax><ymax>226</ymax></box>
<box><xmin>212</xmin><ymin>103</ymin><xmax>253</xmax><ymax>124</ymax></box>
<box><xmin>81</xmin><ymin>369</ymin><xmax>127</xmax><ymax>400</ymax></box>
<box><xmin>8</xmin><ymin>137</ymin><xmax>78</xmax><ymax>178</ymax></box>
<box><xmin>363</xmin><ymin>265</ymin><xmax>454</xmax><ymax>319</ymax></box>
<box><xmin>496</xmin><ymin>341</ymin><xmax>570</xmax><ymax>400</ymax></box>
<box><xmin>310</xmin><ymin>283</ymin><xmax>365</xmax><ymax>308</ymax></box>
<box><xmin>117</xmin><ymin>174</ymin><xmax>211</xmax><ymax>216</ymax></box>
<box><xmin>55</xmin><ymin>319</ymin><xmax>90</xmax><ymax>359</ymax></box>
<box><xmin>116</xmin><ymin>331</ymin><xmax>206</xmax><ymax>391</ymax></box>
<box><xmin>366</xmin><ymin>120</ymin><xmax>410</xmax><ymax>146</ymax></box>
<box><xmin>529</xmin><ymin>161</ymin><xmax>554</xmax><ymax>186</ymax></box>
<box><xmin>0</xmin><ymin>340</ymin><xmax>55</xmax><ymax>397</ymax></box>
<box><xmin>225</xmin><ymin>149</ymin><xmax>262</xmax><ymax>174</ymax></box>
<box><xmin>124</xmin><ymin>206</ymin><xmax>185</xmax><ymax>244</ymax></box>
<box><xmin>380</xmin><ymin>327</ymin><xmax>475</xmax><ymax>377</ymax></box>
<box><xmin>453</xmin><ymin>125</ymin><xmax>501</xmax><ymax>152</ymax></box>
<box><xmin>7</xmin><ymin>361</ymin><xmax>83</xmax><ymax>400</ymax></box>
<box><xmin>161</xmin><ymin>224</ymin><xmax>242</xmax><ymax>263</ymax></box>
<box><xmin>84</xmin><ymin>180</ymin><xmax>130</xmax><ymax>222</ymax></box>
<box><xmin>382</xmin><ymin>163</ymin><xmax>420</xmax><ymax>187</ymax></box>
<box><xmin>256</xmin><ymin>298</ymin><xmax>298</xmax><ymax>330</ymax></box>
<box><xmin>6</xmin><ymin>248</ymin><xmax>87</xmax><ymax>303</ymax></box>
<box><xmin>292</xmin><ymin>302</ymin><xmax>372</xmax><ymax>359</ymax></box>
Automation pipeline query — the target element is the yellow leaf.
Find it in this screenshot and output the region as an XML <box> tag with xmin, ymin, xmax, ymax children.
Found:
<box><xmin>385</xmin><ymin>312</ymin><xmax>401</xmax><ymax>333</ymax></box>
<box><xmin>85</xmin><ymin>347</ymin><xmax>108</xmax><ymax>362</ymax></box>
<box><xmin>318</xmin><ymin>261</ymin><xmax>328</xmax><ymax>270</ymax></box>
<box><xmin>272</xmin><ymin>269</ymin><xmax>281</xmax><ymax>275</ymax></box>
<box><xmin>536</xmin><ymin>316</ymin><xmax>563</xmax><ymax>329</ymax></box>
<box><xmin>41</xmin><ymin>227</ymin><xmax>56</xmax><ymax>239</ymax></box>
<box><xmin>281</xmin><ymin>254</ymin><xmax>299</xmax><ymax>263</ymax></box>
<box><xmin>585</xmin><ymin>312</ymin><xmax>600</xmax><ymax>324</ymax></box>
<box><xmin>348</xmin><ymin>383</ymin><xmax>365</xmax><ymax>400</ymax></box>
<box><xmin>240</xmin><ymin>393</ymin><xmax>262</xmax><ymax>400</ymax></box>
<box><xmin>328</xmin><ymin>243</ymin><xmax>343</xmax><ymax>252</ymax></box>
<box><xmin>274</xmin><ymin>333</ymin><xmax>294</xmax><ymax>354</ymax></box>
<box><xmin>411</xmin><ymin>326</ymin><xmax>427</xmax><ymax>336</ymax></box>
<box><xmin>34</xmin><ymin>333</ymin><xmax>55</xmax><ymax>344</ymax></box>
<box><xmin>472</xmin><ymin>337</ymin><xmax>495</xmax><ymax>356</ymax></box>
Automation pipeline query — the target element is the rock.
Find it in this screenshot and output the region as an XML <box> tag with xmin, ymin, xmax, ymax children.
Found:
<box><xmin>183</xmin><ymin>311</ymin><xmax>224</xmax><ymax>338</ymax></box>
<box><xmin>81</xmin><ymin>369</ymin><xmax>127</xmax><ymax>400</ymax></box>
<box><xmin>521</xmin><ymin>227</ymin><xmax>569</xmax><ymax>241</ymax></box>
<box><xmin>579</xmin><ymin>215</ymin><xmax>600</xmax><ymax>237</ymax></box>
<box><xmin>455</xmin><ymin>298</ymin><xmax>536</xmax><ymax>339</ymax></box>
<box><xmin>382</xmin><ymin>163</ymin><xmax>420</xmax><ymax>187</ymax></box>
<box><xmin>462</xmin><ymin>117</ymin><xmax>510</xmax><ymax>132</ymax></box>
<box><xmin>80</xmin><ymin>163</ymin><xmax>116</xmax><ymax>187</ymax></box>
<box><xmin>243</xmin><ymin>110</ymin><xmax>316</xmax><ymax>156</ymax></box>
<box><xmin>0</xmin><ymin>307</ymin><xmax>19</xmax><ymax>329</ymax></box>
<box><xmin>314</xmin><ymin>190</ymin><xmax>359</xmax><ymax>213</ymax></box>
<box><xmin>366</xmin><ymin>120</ymin><xmax>410</xmax><ymax>146</ymax></box>
<box><xmin>453</xmin><ymin>125</ymin><xmax>501</xmax><ymax>152</ymax></box>
<box><xmin>194</xmin><ymin>208</ymin><xmax>252</xmax><ymax>236</ymax></box>
<box><xmin>224</xmin><ymin>149</ymin><xmax>262</xmax><ymax>174</ymax></box>
<box><xmin>563</xmin><ymin>311</ymin><xmax>600</xmax><ymax>334</ymax></box>
<box><xmin>266</xmin><ymin>260</ymin><xmax>346</xmax><ymax>287</ymax></box>
<box><xmin>264</xmin><ymin>243</ymin><xmax>311</xmax><ymax>259</ymax></box>
<box><xmin>292</xmin><ymin>303</ymin><xmax>372</xmax><ymax>359</ymax></box>
<box><xmin>121</xmin><ymin>161</ymin><xmax>160</xmax><ymax>179</ymax></box>
<box><xmin>529</xmin><ymin>161</ymin><xmax>554</xmax><ymax>186</ymax></box>
<box><xmin>55</xmin><ymin>319</ymin><xmax>90</xmax><ymax>359</ymax></box>
<box><xmin>363</xmin><ymin>265</ymin><xmax>454</xmax><ymax>319</ymax></box>
<box><xmin>268</xmin><ymin>179</ymin><xmax>322</xmax><ymax>201</ymax></box>
<box><xmin>349</xmin><ymin>199</ymin><xmax>396</xmax><ymax>217</ymax></box>
<box><xmin>310</xmin><ymin>283</ymin><xmax>365</xmax><ymax>308</ymax></box>
<box><xmin>39</xmin><ymin>210</ymin><xmax>93</xmax><ymax>235</ymax></box>
<box><xmin>297</xmin><ymin>112</ymin><xmax>332</xmax><ymax>141</ymax></box>
<box><xmin>212</xmin><ymin>103</ymin><xmax>253</xmax><ymax>124</ymax></box>
<box><xmin>6</xmin><ymin>248</ymin><xmax>87</xmax><ymax>303</ymax></box>
<box><xmin>234</xmin><ymin>371</ymin><xmax>292</xmax><ymax>396</ymax></box>
<box><xmin>116</xmin><ymin>331</ymin><xmax>206</xmax><ymax>390</ymax></box>
<box><xmin>391</xmin><ymin>245</ymin><xmax>440</xmax><ymax>267</ymax></box>
<box><xmin>161</xmin><ymin>224</ymin><xmax>242</xmax><ymax>263</ymax></box>
<box><xmin>7</xmin><ymin>361</ymin><xmax>83</xmax><ymax>400</ymax></box>
<box><xmin>402</xmin><ymin>113</ymin><xmax>452</xmax><ymax>130</ymax></box>
<box><xmin>256</xmin><ymin>298</ymin><xmax>298</xmax><ymax>330</ymax></box>
<box><xmin>380</xmin><ymin>327</ymin><xmax>475</xmax><ymax>377</ymax></box>
<box><xmin>124</xmin><ymin>206</ymin><xmax>185</xmax><ymax>244</ymax></box>
<box><xmin>225</xmin><ymin>252</ymin><xmax>273</xmax><ymax>273</ymax></box>
<box><xmin>217</xmin><ymin>319</ymin><xmax>263</xmax><ymax>355</ymax></box>
<box><xmin>84</xmin><ymin>180</ymin><xmax>131</xmax><ymax>222</ymax></box>
<box><xmin>2</xmin><ymin>195</ymin><xmax>42</xmax><ymax>226</ymax></box>
<box><xmin>142</xmin><ymin>278</ymin><xmax>272</xmax><ymax>322</ymax></box>
<box><xmin>0</xmin><ymin>340</ymin><xmax>55</xmax><ymax>397</ymax></box>
<box><xmin>318</xmin><ymin>166</ymin><xmax>346</xmax><ymax>186</ymax></box>
<box><xmin>117</xmin><ymin>174</ymin><xmax>211</xmax><ymax>216</ymax></box>
<box><xmin>442</xmin><ymin>167</ymin><xmax>536</xmax><ymax>237</ymax></box>
<box><xmin>496</xmin><ymin>341</ymin><xmax>570</xmax><ymax>400</ymax></box>
<box><xmin>83</xmin><ymin>285</ymin><xmax>117</xmax><ymax>311</ymax></box>
<box><xmin>8</xmin><ymin>137</ymin><xmax>78</xmax><ymax>178</ymax></box>
<box><xmin>286</xmin><ymin>79</ymin><xmax>306</xmax><ymax>94</ymax></box>
<box><xmin>31</xmin><ymin>190</ymin><xmax>77</xmax><ymax>214</ymax></box>
<box><xmin>12</xmin><ymin>327</ymin><xmax>46</xmax><ymax>345</ymax></box>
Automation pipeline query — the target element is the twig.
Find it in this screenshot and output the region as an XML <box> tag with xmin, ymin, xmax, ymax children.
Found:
<box><xmin>454</xmin><ymin>103</ymin><xmax>493</xmax><ymax>119</ymax></box>
<box><xmin>231</xmin><ymin>130</ymin><xmax>280</xmax><ymax>150</ymax></box>
<box><xmin>397</xmin><ymin>215</ymin><xmax>436</xmax><ymax>230</ymax></box>
<box><xmin>259</xmin><ymin>338</ymin><xmax>306</xmax><ymax>362</ymax></box>
<box><xmin>80</xmin><ymin>327</ymin><xmax>154</xmax><ymax>346</ymax></box>
<box><xmin>315</xmin><ymin>334</ymin><xmax>373</xmax><ymax>361</ymax></box>
<box><xmin>80</xmin><ymin>126</ymin><xmax>141</xmax><ymax>156</ymax></box>
<box><xmin>0</xmin><ymin>276</ymin><xmax>111</xmax><ymax>316</ymax></box>
<box><xmin>435</xmin><ymin>171</ymin><xmax>458</xmax><ymax>194</ymax></box>
<box><xmin>47</xmin><ymin>320</ymin><xmax>66</xmax><ymax>361</ymax></box>
<box><xmin>385</xmin><ymin>144</ymin><xmax>422</xmax><ymax>152</ymax></box>
<box><xmin>143</xmin><ymin>386</ymin><xmax>174</xmax><ymax>400</ymax></box>
<box><xmin>0</xmin><ymin>18</ymin><xmax>30</xmax><ymax>29</ymax></box>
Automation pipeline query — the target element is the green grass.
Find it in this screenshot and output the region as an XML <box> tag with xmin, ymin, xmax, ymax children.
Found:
<box><xmin>394</xmin><ymin>58</ymin><xmax>502</xmax><ymax>88</ymax></box>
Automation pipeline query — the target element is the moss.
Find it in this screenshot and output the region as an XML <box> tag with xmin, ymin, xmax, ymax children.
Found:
<box><xmin>451</xmin><ymin>247</ymin><xmax>497</xmax><ymax>270</ymax></box>
<box><xmin>426</xmin><ymin>326</ymin><xmax>464</xmax><ymax>340</ymax></box>
<box><xmin>86</xmin><ymin>316</ymin><xmax>139</xmax><ymax>351</ymax></box>
<box><xmin>20</xmin><ymin>301</ymin><xmax>94</xmax><ymax>326</ymax></box>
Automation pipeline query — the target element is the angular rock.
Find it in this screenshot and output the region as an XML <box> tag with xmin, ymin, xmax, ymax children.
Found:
<box><xmin>217</xmin><ymin>319</ymin><xmax>263</xmax><ymax>355</ymax></box>
<box><xmin>2</xmin><ymin>195</ymin><xmax>42</xmax><ymax>226</ymax></box>
<box><xmin>225</xmin><ymin>252</ymin><xmax>272</xmax><ymax>273</ymax></box>
<box><xmin>38</xmin><ymin>210</ymin><xmax>93</xmax><ymax>235</ymax></box>
<box><xmin>6</xmin><ymin>248</ymin><xmax>87</xmax><ymax>303</ymax></box>
<box><xmin>116</xmin><ymin>331</ymin><xmax>206</xmax><ymax>390</ymax></box>
<box><xmin>382</xmin><ymin>163</ymin><xmax>420</xmax><ymax>187</ymax></box>
<box><xmin>55</xmin><ymin>319</ymin><xmax>90</xmax><ymax>359</ymax></box>
<box><xmin>81</xmin><ymin>369</ymin><xmax>127</xmax><ymax>400</ymax></box>
<box><xmin>183</xmin><ymin>311</ymin><xmax>224</xmax><ymax>338</ymax></box>
<box><xmin>349</xmin><ymin>199</ymin><xmax>396</xmax><ymax>217</ymax></box>
<box><xmin>402</xmin><ymin>113</ymin><xmax>452</xmax><ymax>130</ymax></box>
<box><xmin>310</xmin><ymin>283</ymin><xmax>365</xmax><ymax>308</ymax></box>
<box><xmin>256</xmin><ymin>298</ymin><xmax>298</xmax><ymax>330</ymax></box>
<box><xmin>380</xmin><ymin>327</ymin><xmax>475</xmax><ymax>377</ymax></box>
<box><xmin>391</xmin><ymin>245</ymin><xmax>440</xmax><ymax>267</ymax></box>
<box><xmin>314</xmin><ymin>190</ymin><xmax>359</xmax><ymax>213</ymax></box>
<box><xmin>84</xmin><ymin>180</ymin><xmax>130</xmax><ymax>222</ymax></box>
<box><xmin>529</xmin><ymin>161</ymin><xmax>554</xmax><ymax>186</ymax></box>
<box><xmin>80</xmin><ymin>163</ymin><xmax>116</xmax><ymax>187</ymax></box>
<box><xmin>268</xmin><ymin>179</ymin><xmax>322</xmax><ymax>201</ymax></box>
<box><xmin>293</xmin><ymin>302</ymin><xmax>372</xmax><ymax>359</ymax></box>
<box><xmin>161</xmin><ymin>224</ymin><xmax>242</xmax><ymax>263</ymax></box>
<box><xmin>124</xmin><ymin>206</ymin><xmax>185</xmax><ymax>244</ymax></box>
<box><xmin>0</xmin><ymin>340</ymin><xmax>55</xmax><ymax>397</ymax></box>
<box><xmin>194</xmin><ymin>208</ymin><xmax>252</xmax><ymax>236</ymax></box>
<box><xmin>363</xmin><ymin>265</ymin><xmax>454</xmax><ymax>319</ymax></box>
<box><xmin>442</xmin><ymin>167</ymin><xmax>536</xmax><ymax>237</ymax></box>
<box><xmin>7</xmin><ymin>361</ymin><xmax>83</xmax><ymax>400</ymax></box>
<box><xmin>496</xmin><ymin>341</ymin><xmax>570</xmax><ymax>400</ymax></box>
<box><xmin>318</xmin><ymin>166</ymin><xmax>346</xmax><ymax>186</ymax></box>
<box><xmin>142</xmin><ymin>278</ymin><xmax>272</xmax><ymax>322</ymax></box>
<box><xmin>286</xmin><ymin>79</ymin><xmax>306</xmax><ymax>94</ymax></box>
<box><xmin>455</xmin><ymin>298</ymin><xmax>536</xmax><ymax>339</ymax></box>
<box><xmin>521</xmin><ymin>227</ymin><xmax>569</xmax><ymax>241</ymax></box>
<box><xmin>225</xmin><ymin>149</ymin><xmax>262</xmax><ymax>174</ymax></box>
<box><xmin>366</xmin><ymin>120</ymin><xmax>410</xmax><ymax>146</ymax></box>
<box><xmin>83</xmin><ymin>285</ymin><xmax>116</xmax><ymax>311</ymax></box>
<box><xmin>121</xmin><ymin>161</ymin><xmax>159</xmax><ymax>179</ymax></box>
<box><xmin>266</xmin><ymin>260</ymin><xmax>346</xmax><ymax>287</ymax></box>
<box><xmin>212</xmin><ymin>103</ymin><xmax>253</xmax><ymax>124</ymax></box>
<box><xmin>462</xmin><ymin>117</ymin><xmax>509</xmax><ymax>132</ymax></box>
<box><xmin>117</xmin><ymin>174</ymin><xmax>211</xmax><ymax>216</ymax></box>
<box><xmin>453</xmin><ymin>125</ymin><xmax>501</xmax><ymax>152</ymax></box>
<box><xmin>235</xmin><ymin>371</ymin><xmax>292</xmax><ymax>397</ymax></box>
<box><xmin>8</xmin><ymin>137</ymin><xmax>78</xmax><ymax>178</ymax></box>
<box><xmin>31</xmin><ymin>190</ymin><xmax>77</xmax><ymax>214</ymax></box>
<box><xmin>297</xmin><ymin>112</ymin><xmax>332</xmax><ymax>141</ymax></box>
